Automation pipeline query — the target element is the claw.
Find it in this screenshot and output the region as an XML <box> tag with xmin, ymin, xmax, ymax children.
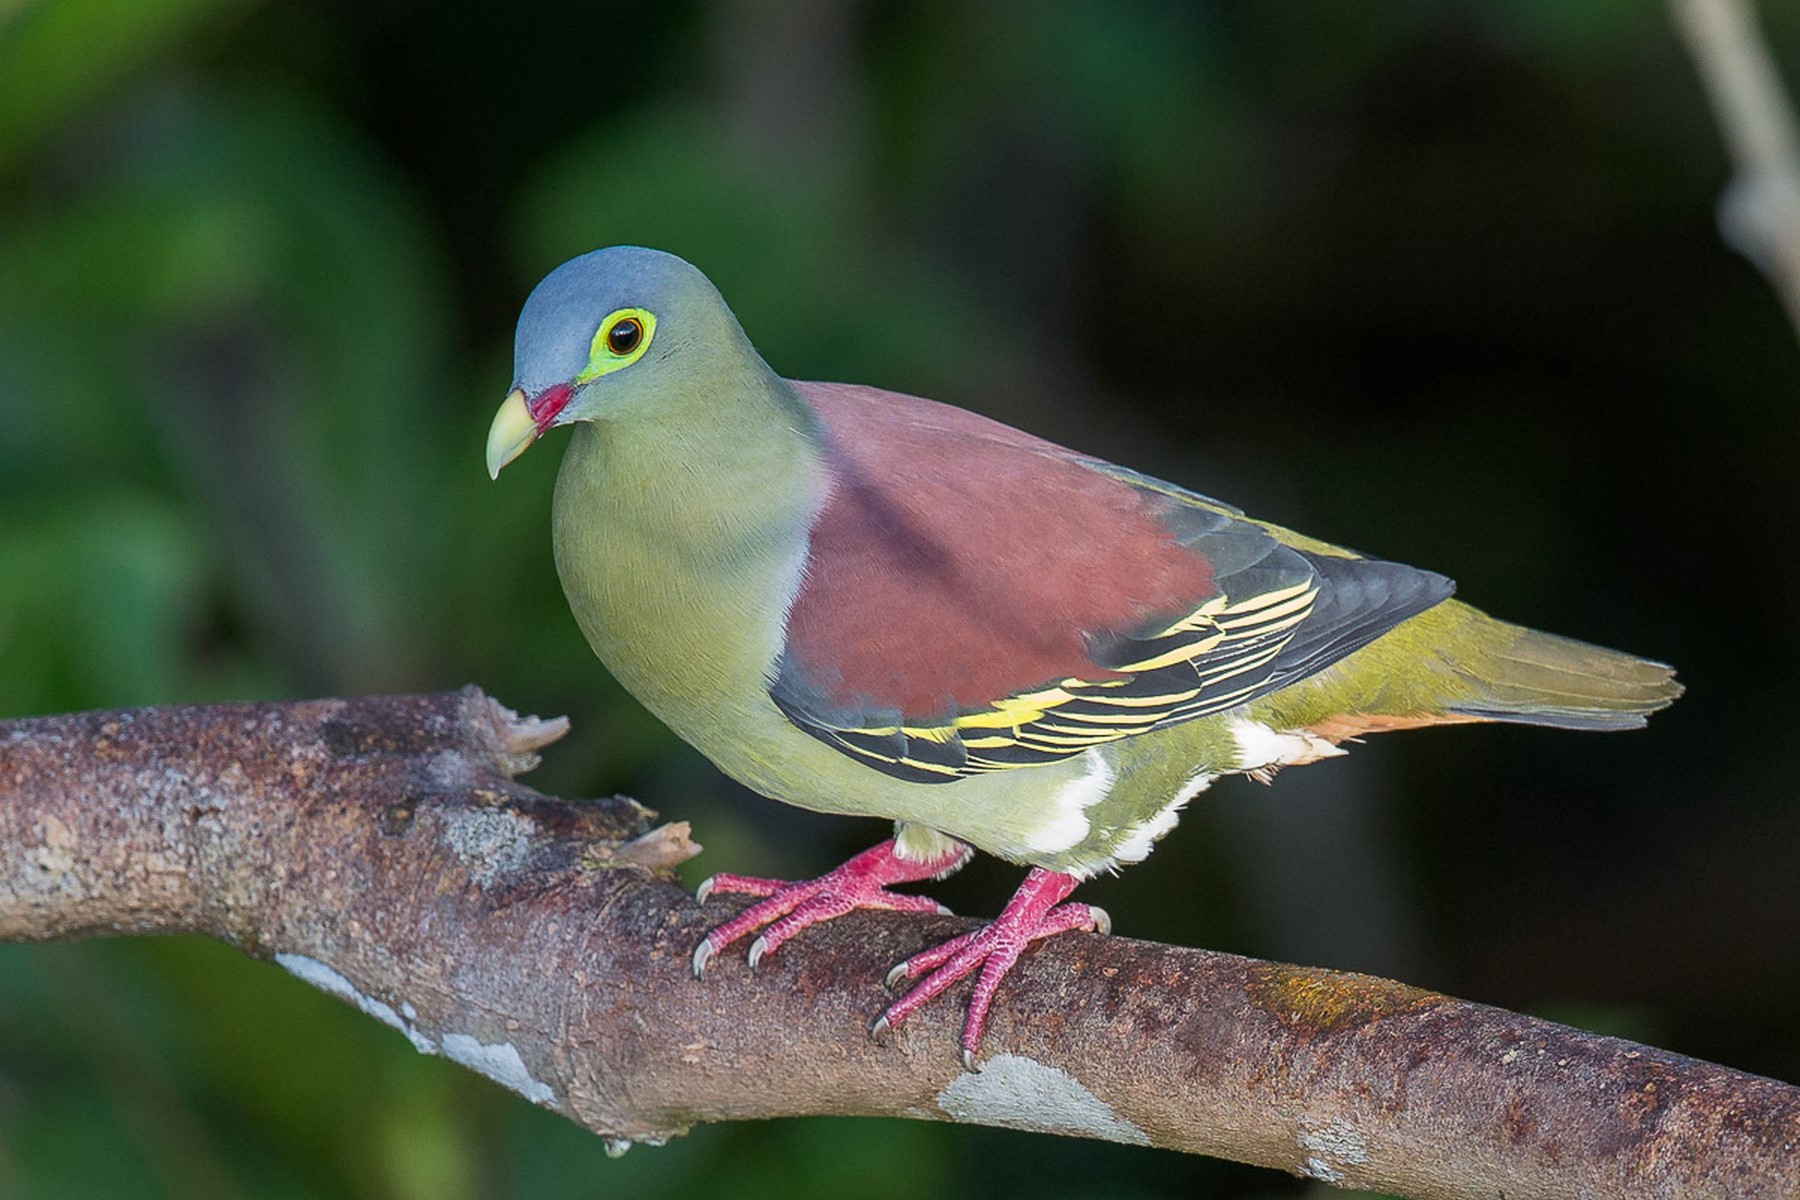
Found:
<box><xmin>691</xmin><ymin>837</ymin><xmax>968</xmax><ymax>992</ymax></box>
<box><xmin>1089</xmin><ymin>905</ymin><xmax>1112</xmax><ymax>936</ymax></box>
<box><xmin>869</xmin><ymin>1015</ymin><xmax>891</xmax><ymax>1043</ymax></box>
<box><xmin>884</xmin><ymin>961</ymin><xmax>910</xmax><ymax>989</ymax></box>
<box><xmin>869</xmin><ymin>867</ymin><xmax>1088</xmax><ymax>1060</ymax></box>
<box><xmin>935</xmin><ymin>903</ymin><xmax>954</xmax><ymax>916</ymax></box>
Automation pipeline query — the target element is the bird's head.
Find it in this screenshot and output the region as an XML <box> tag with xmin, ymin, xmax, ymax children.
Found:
<box><xmin>485</xmin><ymin>246</ymin><xmax>745</xmax><ymax>479</ymax></box>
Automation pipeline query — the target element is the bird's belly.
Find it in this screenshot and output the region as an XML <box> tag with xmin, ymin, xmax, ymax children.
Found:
<box><xmin>679</xmin><ymin>698</ymin><xmax>1257</xmax><ymax>878</ymax></box>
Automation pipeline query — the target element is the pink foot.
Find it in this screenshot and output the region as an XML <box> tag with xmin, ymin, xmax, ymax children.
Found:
<box><xmin>873</xmin><ymin>868</ymin><xmax>1110</xmax><ymax>1070</ymax></box>
<box><xmin>691</xmin><ymin>838</ymin><xmax>971</xmax><ymax>977</ymax></box>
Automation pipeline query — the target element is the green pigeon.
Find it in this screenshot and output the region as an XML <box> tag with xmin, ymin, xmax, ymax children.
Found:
<box><xmin>487</xmin><ymin>246</ymin><xmax>1680</xmax><ymax>1068</ymax></box>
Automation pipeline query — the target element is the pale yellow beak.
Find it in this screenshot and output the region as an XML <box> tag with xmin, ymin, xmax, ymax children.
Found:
<box><xmin>486</xmin><ymin>388</ymin><xmax>536</xmax><ymax>479</ymax></box>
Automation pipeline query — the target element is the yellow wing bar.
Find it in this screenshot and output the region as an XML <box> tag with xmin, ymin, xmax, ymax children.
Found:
<box><xmin>825</xmin><ymin>581</ymin><xmax>1320</xmax><ymax>780</ymax></box>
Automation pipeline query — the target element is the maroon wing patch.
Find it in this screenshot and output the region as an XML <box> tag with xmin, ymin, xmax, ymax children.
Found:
<box><xmin>777</xmin><ymin>382</ymin><xmax>1218</xmax><ymax>721</ymax></box>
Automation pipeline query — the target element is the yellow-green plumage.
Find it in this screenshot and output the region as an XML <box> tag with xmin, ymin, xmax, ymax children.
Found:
<box><xmin>1252</xmin><ymin>599</ymin><xmax>1682</xmax><ymax>737</ymax></box>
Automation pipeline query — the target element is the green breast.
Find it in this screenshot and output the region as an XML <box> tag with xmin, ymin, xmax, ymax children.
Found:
<box><xmin>551</xmin><ymin>419</ymin><xmax>811</xmax><ymax>750</ymax></box>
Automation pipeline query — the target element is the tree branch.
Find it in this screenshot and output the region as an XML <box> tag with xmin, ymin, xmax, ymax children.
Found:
<box><xmin>1672</xmin><ymin>0</ymin><xmax>1800</xmax><ymax>336</ymax></box>
<box><xmin>0</xmin><ymin>690</ymin><xmax>1793</xmax><ymax>1198</ymax></box>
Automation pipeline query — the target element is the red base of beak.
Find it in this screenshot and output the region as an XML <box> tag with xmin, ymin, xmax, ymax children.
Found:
<box><xmin>528</xmin><ymin>382</ymin><xmax>575</xmax><ymax>433</ymax></box>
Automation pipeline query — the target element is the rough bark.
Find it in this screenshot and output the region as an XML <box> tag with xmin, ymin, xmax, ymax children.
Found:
<box><xmin>0</xmin><ymin>690</ymin><xmax>1794</xmax><ymax>1199</ymax></box>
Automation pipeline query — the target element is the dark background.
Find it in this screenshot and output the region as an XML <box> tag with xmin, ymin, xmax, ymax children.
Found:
<box><xmin>1</xmin><ymin>2</ymin><xmax>1796</xmax><ymax>1197</ymax></box>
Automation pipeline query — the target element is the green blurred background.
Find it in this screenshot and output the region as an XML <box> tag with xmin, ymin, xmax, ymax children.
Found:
<box><xmin>1</xmin><ymin>1</ymin><xmax>1796</xmax><ymax>1196</ymax></box>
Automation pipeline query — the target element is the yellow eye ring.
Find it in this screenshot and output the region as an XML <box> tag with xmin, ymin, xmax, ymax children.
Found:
<box><xmin>577</xmin><ymin>308</ymin><xmax>657</xmax><ymax>382</ymax></box>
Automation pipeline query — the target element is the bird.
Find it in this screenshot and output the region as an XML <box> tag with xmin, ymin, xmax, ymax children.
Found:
<box><xmin>486</xmin><ymin>245</ymin><xmax>1681</xmax><ymax>1069</ymax></box>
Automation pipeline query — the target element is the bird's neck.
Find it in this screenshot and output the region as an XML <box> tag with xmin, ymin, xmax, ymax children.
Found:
<box><xmin>562</xmin><ymin>372</ymin><xmax>822</xmax><ymax>553</ymax></box>
<box><xmin>551</xmin><ymin>372</ymin><xmax>824</xmax><ymax>726</ymax></box>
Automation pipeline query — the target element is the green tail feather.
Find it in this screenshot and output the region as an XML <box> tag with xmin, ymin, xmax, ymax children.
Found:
<box><xmin>1444</xmin><ymin>620</ymin><xmax>1683</xmax><ymax>730</ymax></box>
<box><xmin>1250</xmin><ymin>599</ymin><xmax>1682</xmax><ymax>733</ymax></box>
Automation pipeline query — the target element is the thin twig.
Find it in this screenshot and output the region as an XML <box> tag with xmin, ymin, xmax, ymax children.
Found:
<box><xmin>1672</xmin><ymin>0</ymin><xmax>1800</xmax><ymax>335</ymax></box>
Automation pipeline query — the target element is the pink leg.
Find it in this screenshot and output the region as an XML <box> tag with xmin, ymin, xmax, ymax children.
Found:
<box><xmin>873</xmin><ymin>868</ymin><xmax>1110</xmax><ymax>1070</ymax></box>
<box><xmin>691</xmin><ymin>838</ymin><xmax>971</xmax><ymax>977</ymax></box>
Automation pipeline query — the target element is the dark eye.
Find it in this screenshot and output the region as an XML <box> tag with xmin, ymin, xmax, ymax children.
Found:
<box><xmin>607</xmin><ymin>317</ymin><xmax>643</xmax><ymax>356</ymax></box>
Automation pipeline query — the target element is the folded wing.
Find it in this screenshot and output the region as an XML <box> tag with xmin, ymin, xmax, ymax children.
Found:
<box><xmin>770</xmin><ymin>383</ymin><xmax>1453</xmax><ymax>783</ymax></box>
